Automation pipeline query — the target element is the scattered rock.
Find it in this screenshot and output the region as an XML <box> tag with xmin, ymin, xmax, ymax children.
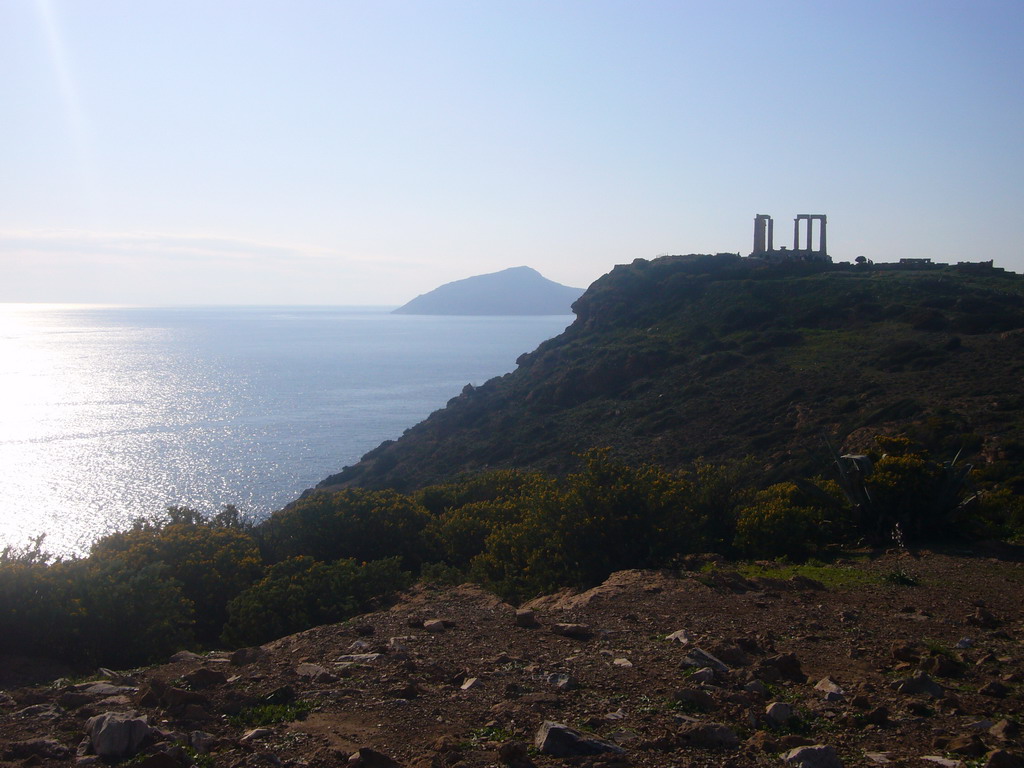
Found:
<box><xmin>673</xmin><ymin>687</ymin><xmax>715</xmax><ymax>710</ymax></box>
<box><xmin>241</xmin><ymin>728</ymin><xmax>273</xmax><ymax>742</ymax></box>
<box><xmin>550</xmin><ymin>623</ymin><xmax>595</xmax><ymax>641</ymax></box>
<box><xmin>182</xmin><ymin>667</ymin><xmax>227</xmax><ymax>689</ymax></box>
<box><xmin>985</xmin><ymin>749</ymin><xmax>1024</xmax><ymax>768</ymax></box>
<box><xmin>990</xmin><ymin>720</ymin><xmax>1022</xmax><ymax>742</ymax></box>
<box><xmin>515</xmin><ymin>609</ymin><xmax>540</xmax><ymax>628</ymax></box>
<box><xmin>783</xmin><ymin>744</ymin><xmax>843</xmax><ymax>768</ymax></box>
<box><xmin>665</xmin><ymin>629</ymin><xmax>693</xmax><ymax>645</ymax></box>
<box><xmin>677</xmin><ymin>721</ymin><xmax>739</xmax><ymax>749</ymax></box>
<box><xmin>682</xmin><ymin>647</ymin><xmax>729</xmax><ymax>673</ymax></box>
<box><xmin>948</xmin><ymin>734</ymin><xmax>989</xmax><ymax>757</ymax></box>
<box><xmin>758</xmin><ymin>652</ymin><xmax>807</xmax><ymax>683</ymax></box>
<box><xmin>690</xmin><ymin>666</ymin><xmax>716</xmax><ymax>683</ymax></box>
<box><xmin>348</xmin><ymin>747</ymin><xmax>402</xmax><ymax>767</ymax></box>
<box><xmin>765</xmin><ymin>701</ymin><xmax>796</xmax><ymax>728</ymax></box>
<box><xmin>980</xmin><ymin>680</ymin><xmax>1011</xmax><ymax>698</ymax></box>
<box><xmin>894</xmin><ymin>670</ymin><xmax>944</xmax><ymax>698</ymax></box>
<box><xmin>497</xmin><ymin>740</ymin><xmax>536</xmax><ymax>768</ymax></box>
<box><xmin>968</xmin><ymin>607</ymin><xmax>1001</xmax><ymax>629</ymax></box>
<box><xmin>534</xmin><ymin>721</ymin><xmax>626</xmax><ymax>757</ymax></box>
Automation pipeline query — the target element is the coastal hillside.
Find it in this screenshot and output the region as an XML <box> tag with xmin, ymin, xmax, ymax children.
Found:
<box><xmin>392</xmin><ymin>266</ymin><xmax>583</xmax><ymax>315</ymax></box>
<box><xmin>324</xmin><ymin>253</ymin><xmax>1024</xmax><ymax>491</ymax></box>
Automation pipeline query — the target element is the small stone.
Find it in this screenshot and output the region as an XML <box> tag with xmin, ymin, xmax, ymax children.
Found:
<box><xmin>948</xmin><ymin>735</ymin><xmax>988</xmax><ymax>757</ymax></box>
<box><xmin>240</xmin><ymin>728</ymin><xmax>273</xmax><ymax>742</ymax></box>
<box><xmin>759</xmin><ymin>652</ymin><xmax>807</xmax><ymax>683</ymax></box>
<box><xmin>980</xmin><ymin>680</ymin><xmax>1011</xmax><ymax>698</ymax></box>
<box><xmin>814</xmin><ymin>676</ymin><xmax>843</xmax><ymax>694</ymax></box>
<box><xmin>460</xmin><ymin>677</ymin><xmax>482</xmax><ymax>691</ymax></box>
<box><xmin>612</xmin><ymin>658</ymin><xmax>633</xmax><ymax>668</ymax></box>
<box><xmin>423</xmin><ymin>619</ymin><xmax>447</xmax><ymax>633</ymax></box>
<box><xmin>765</xmin><ymin>701</ymin><xmax>796</xmax><ymax>728</ymax></box>
<box><xmin>677</xmin><ymin>722</ymin><xmax>739</xmax><ymax>749</ymax></box>
<box><xmin>894</xmin><ymin>670</ymin><xmax>944</xmax><ymax>699</ymax></box>
<box><xmin>666</xmin><ymin>629</ymin><xmax>693</xmax><ymax>645</ymax></box>
<box><xmin>515</xmin><ymin>609</ymin><xmax>540</xmax><ymax>628</ymax></box>
<box><xmin>745</xmin><ymin>680</ymin><xmax>769</xmax><ymax>697</ymax></box>
<box><xmin>551</xmin><ymin>623</ymin><xmax>594</xmax><ymax>641</ymax></box>
<box><xmin>498</xmin><ymin>740</ymin><xmax>536</xmax><ymax>768</ymax></box>
<box><xmin>990</xmin><ymin>720</ymin><xmax>1022</xmax><ymax>741</ymax></box>
<box><xmin>956</xmin><ymin>637</ymin><xmax>974</xmax><ymax>649</ymax></box>
<box><xmin>534</xmin><ymin>721</ymin><xmax>625</xmax><ymax>757</ymax></box>
<box><xmin>348</xmin><ymin>747</ymin><xmax>402</xmax><ymax>767</ymax></box>
<box><xmin>783</xmin><ymin>744</ymin><xmax>843</xmax><ymax>768</ymax></box>
<box><xmin>920</xmin><ymin>757</ymin><xmax>962</xmax><ymax>768</ymax></box>
<box><xmin>968</xmin><ymin>607</ymin><xmax>1000</xmax><ymax>628</ymax></box>
<box><xmin>682</xmin><ymin>647</ymin><xmax>729</xmax><ymax>673</ymax></box>
<box><xmin>985</xmin><ymin>749</ymin><xmax>1024</xmax><ymax>768</ymax></box>
<box><xmin>182</xmin><ymin>667</ymin><xmax>227</xmax><ymax>689</ymax></box>
<box><xmin>673</xmin><ymin>688</ymin><xmax>715</xmax><ymax>711</ymax></box>
<box><xmin>691</xmin><ymin>666</ymin><xmax>716</xmax><ymax>683</ymax></box>
<box><xmin>169</xmin><ymin>650</ymin><xmax>202</xmax><ymax>663</ymax></box>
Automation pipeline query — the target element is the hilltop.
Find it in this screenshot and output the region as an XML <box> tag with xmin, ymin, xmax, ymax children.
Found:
<box><xmin>323</xmin><ymin>254</ymin><xmax>1024</xmax><ymax>492</ymax></box>
<box><xmin>392</xmin><ymin>266</ymin><xmax>584</xmax><ymax>316</ymax></box>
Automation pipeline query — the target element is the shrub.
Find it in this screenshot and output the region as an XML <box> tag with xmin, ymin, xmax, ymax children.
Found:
<box><xmin>258</xmin><ymin>489</ymin><xmax>431</xmax><ymax>569</ymax></box>
<box><xmin>734</xmin><ymin>482</ymin><xmax>831</xmax><ymax>560</ymax></box>
<box><xmin>90</xmin><ymin>510</ymin><xmax>263</xmax><ymax>642</ymax></box>
<box><xmin>222</xmin><ymin>555</ymin><xmax>410</xmax><ymax>647</ymax></box>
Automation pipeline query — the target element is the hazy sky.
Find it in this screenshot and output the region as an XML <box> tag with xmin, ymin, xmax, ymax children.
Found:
<box><xmin>2</xmin><ymin>1</ymin><xmax>1022</xmax><ymax>305</ymax></box>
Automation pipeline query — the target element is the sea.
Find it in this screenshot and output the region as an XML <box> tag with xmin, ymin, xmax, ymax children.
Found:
<box><xmin>0</xmin><ymin>305</ymin><xmax>573</xmax><ymax>557</ymax></box>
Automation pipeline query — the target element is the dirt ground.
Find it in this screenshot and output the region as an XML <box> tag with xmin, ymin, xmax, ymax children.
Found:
<box><xmin>2</xmin><ymin>548</ymin><xmax>1022</xmax><ymax>768</ymax></box>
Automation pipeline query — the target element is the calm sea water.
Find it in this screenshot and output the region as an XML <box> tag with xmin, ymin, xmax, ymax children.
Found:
<box><xmin>0</xmin><ymin>305</ymin><xmax>572</xmax><ymax>556</ymax></box>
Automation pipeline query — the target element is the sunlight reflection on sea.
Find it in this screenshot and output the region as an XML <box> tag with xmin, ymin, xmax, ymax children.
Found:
<box><xmin>0</xmin><ymin>305</ymin><xmax>572</xmax><ymax>556</ymax></box>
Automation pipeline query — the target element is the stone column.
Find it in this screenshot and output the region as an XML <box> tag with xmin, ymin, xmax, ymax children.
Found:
<box><xmin>767</xmin><ymin>217</ymin><xmax>774</xmax><ymax>251</ymax></box>
<box><xmin>819</xmin><ymin>216</ymin><xmax>827</xmax><ymax>255</ymax></box>
<box><xmin>794</xmin><ymin>218</ymin><xmax>800</xmax><ymax>251</ymax></box>
<box><xmin>753</xmin><ymin>216</ymin><xmax>765</xmax><ymax>253</ymax></box>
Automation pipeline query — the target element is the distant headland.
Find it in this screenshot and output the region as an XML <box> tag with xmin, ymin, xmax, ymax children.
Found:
<box><xmin>392</xmin><ymin>266</ymin><xmax>584</xmax><ymax>316</ymax></box>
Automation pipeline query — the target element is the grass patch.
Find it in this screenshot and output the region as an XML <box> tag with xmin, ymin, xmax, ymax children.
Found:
<box><xmin>463</xmin><ymin>725</ymin><xmax>514</xmax><ymax>748</ymax></box>
<box><xmin>228</xmin><ymin>701</ymin><xmax>313</xmax><ymax>727</ymax></box>
<box><xmin>737</xmin><ymin>561</ymin><xmax>879</xmax><ymax>589</ymax></box>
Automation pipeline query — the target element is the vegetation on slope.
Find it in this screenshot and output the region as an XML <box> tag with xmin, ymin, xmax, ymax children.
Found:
<box><xmin>2</xmin><ymin>437</ymin><xmax>1022</xmax><ymax>669</ymax></box>
<box><xmin>323</xmin><ymin>254</ymin><xmax>1024</xmax><ymax>491</ymax></box>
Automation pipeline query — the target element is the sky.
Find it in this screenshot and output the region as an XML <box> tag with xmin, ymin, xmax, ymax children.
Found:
<box><xmin>1</xmin><ymin>1</ymin><xmax>1022</xmax><ymax>306</ymax></box>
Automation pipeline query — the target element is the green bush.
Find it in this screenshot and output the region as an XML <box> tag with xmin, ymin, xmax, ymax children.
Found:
<box><xmin>258</xmin><ymin>489</ymin><xmax>431</xmax><ymax>569</ymax></box>
<box><xmin>734</xmin><ymin>482</ymin><xmax>831</xmax><ymax>560</ymax></box>
<box><xmin>222</xmin><ymin>555</ymin><xmax>411</xmax><ymax>647</ymax></box>
<box><xmin>90</xmin><ymin>511</ymin><xmax>262</xmax><ymax>641</ymax></box>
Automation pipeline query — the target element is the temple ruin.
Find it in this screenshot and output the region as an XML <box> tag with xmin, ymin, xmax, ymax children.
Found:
<box><xmin>750</xmin><ymin>214</ymin><xmax>830</xmax><ymax>263</ymax></box>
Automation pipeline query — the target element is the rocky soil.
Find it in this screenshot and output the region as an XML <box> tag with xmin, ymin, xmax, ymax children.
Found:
<box><xmin>2</xmin><ymin>550</ymin><xmax>1023</xmax><ymax>768</ymax></box>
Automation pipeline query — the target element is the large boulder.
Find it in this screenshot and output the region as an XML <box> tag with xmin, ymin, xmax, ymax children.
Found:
<box><xmin>85</xmin><ymin>711</ymin><xmax>154</xmax><ymax>760</ymax></box>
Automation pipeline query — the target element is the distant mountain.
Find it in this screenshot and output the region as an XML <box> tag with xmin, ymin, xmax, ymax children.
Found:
<box><xmin>321</xmin><ymin>253</ymin><xmax>1024</xmax><ymax>492</ymax></box>
<box><xmin>392</xmin><ymin>266</ymin><xmax>584</xmax><ymax>315</ymax></box>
